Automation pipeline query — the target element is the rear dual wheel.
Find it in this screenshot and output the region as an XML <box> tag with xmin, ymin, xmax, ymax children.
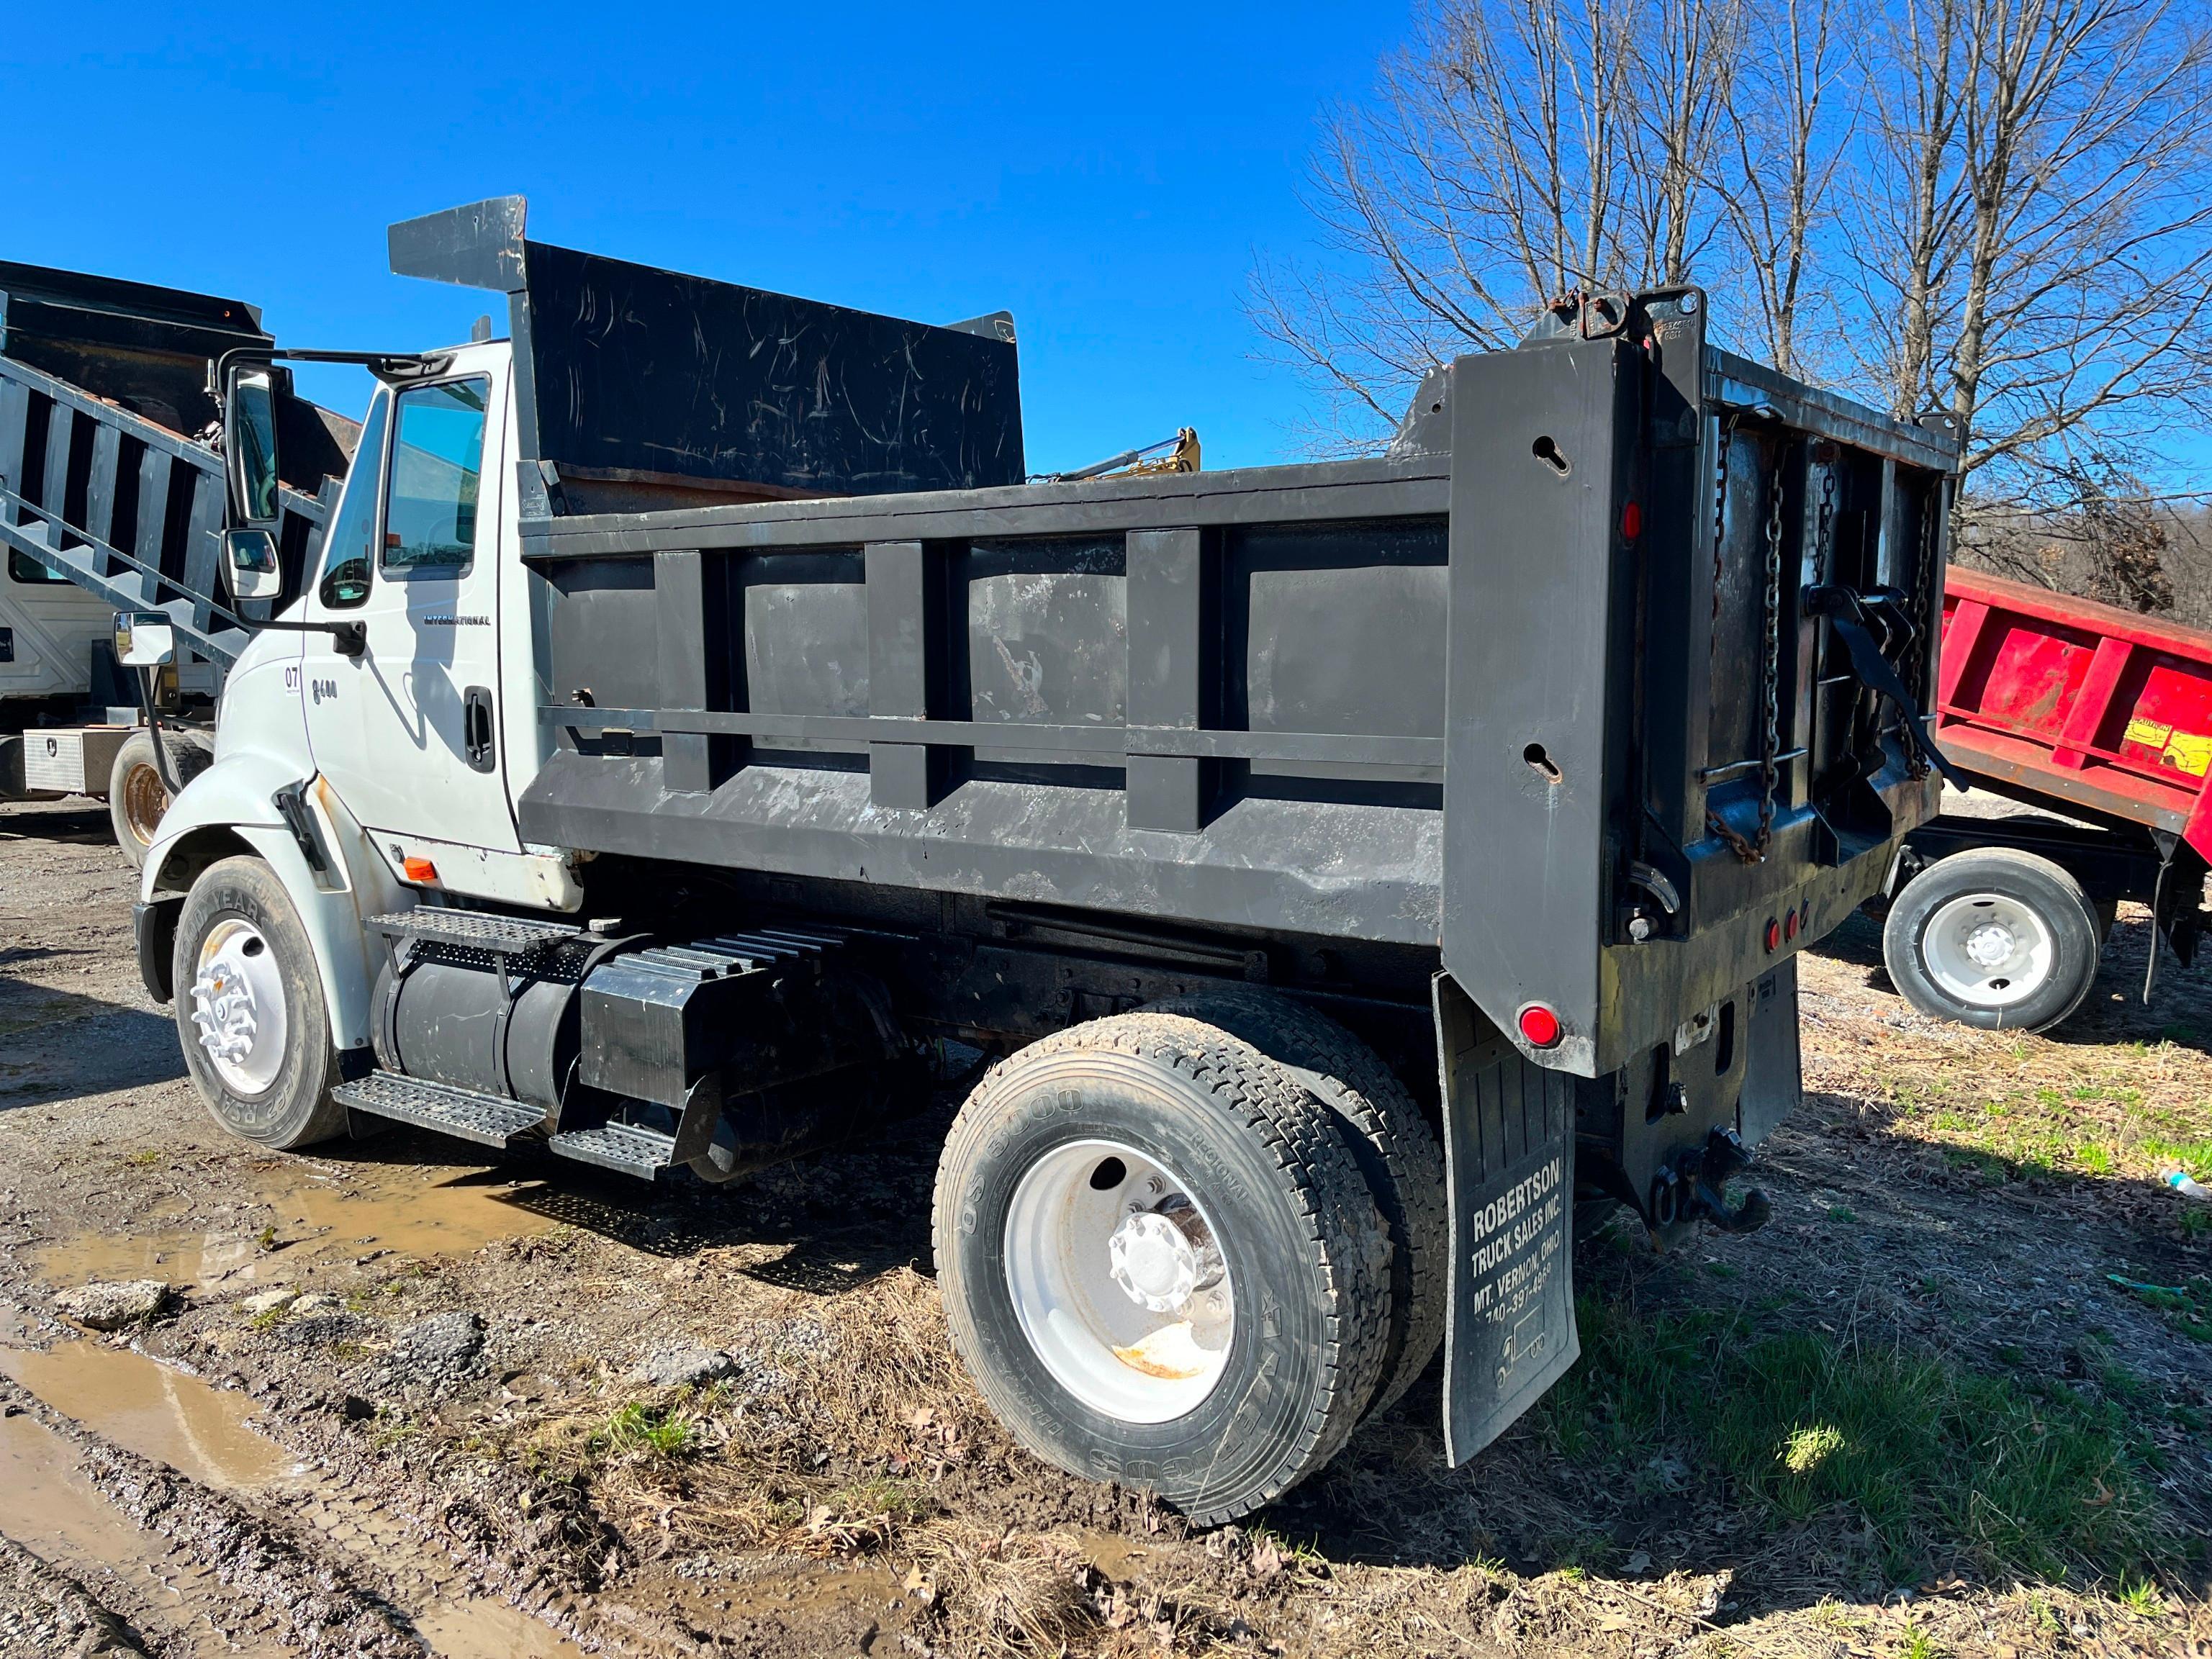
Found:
<box><xmin>109</xmin><ymin>727</ymin><xmax>213</xmax><ymax>868</ymax></box>
<box><xmin>931</xmin><ymin>1011</ymin><xmax>1404</xmax><ymax>1524</ymax></box>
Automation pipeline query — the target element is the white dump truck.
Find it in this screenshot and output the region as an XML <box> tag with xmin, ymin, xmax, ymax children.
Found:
<box><xmin>129</xmin><ymin>198</ymin><xmax>1959</xmax><ymax>1523</ymax></box>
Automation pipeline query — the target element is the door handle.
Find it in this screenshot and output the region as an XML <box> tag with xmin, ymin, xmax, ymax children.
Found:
<box><xmin>463</xmin><ymin>686</ymin><xmax>497</xmax><ymax>773</ymax></box>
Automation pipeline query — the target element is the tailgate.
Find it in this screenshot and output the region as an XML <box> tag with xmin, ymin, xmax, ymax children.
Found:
<box><xmin>1438</xmin><ymin>289</ymin><xmax>1962</xmax><ymax>1076</ymax></box>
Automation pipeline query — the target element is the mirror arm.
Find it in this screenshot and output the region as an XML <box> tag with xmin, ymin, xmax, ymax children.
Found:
<box><xmin>130</xmin><ymin>666</ymin><xmax>186</xmax><ymax>796</ymax></box>
<box><xmin>233</xmin><ymin>616</ymin><xmax>366</xmax><ymax>656</ymax></box>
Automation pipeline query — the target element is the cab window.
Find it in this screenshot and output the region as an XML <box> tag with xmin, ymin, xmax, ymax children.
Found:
<box><xmin>383</xmin><ymin>378</ymin><xmax>489</xmax><ymax>577</ymax></box>
<box><xmin>317</xmin><ymin>389</ymin><xmax>390</xmax><ymax>611</ymax></box>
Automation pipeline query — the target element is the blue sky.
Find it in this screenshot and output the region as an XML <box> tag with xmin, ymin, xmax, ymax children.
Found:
<box><xmin>4</xmin><ymin>3</ymin><xmax>1414</xmax><ymax>474</ymax></box>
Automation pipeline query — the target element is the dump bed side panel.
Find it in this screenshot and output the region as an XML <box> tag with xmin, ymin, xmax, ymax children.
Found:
<box><xmin>518</xmin><ymin>297</ymin><xmax>1959</xmax><ymax>1077</ymax></box>
<box><xmin>520</xmin><ymin>461</ymin><xmax>1454</xmax><ymax>946</ymax></box>
<box><xmin>1934</xmin><ymin>566</ymin><xmax>2212</xmax><ymax>856</ymax></box>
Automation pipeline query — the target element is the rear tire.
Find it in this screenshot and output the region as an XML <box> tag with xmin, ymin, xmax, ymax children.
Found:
<box><xmin>173</xmin><ymin>855</ymin><xmax>348</xmax><ymax>1149</ymax></box>
<box><xmin>1882</xmin><ymin>849</ymin><xmax>2101</xmax><ymax>1031</ymax></box>
<box><xmin>1142</xmin><ymin>988</ymin><xmax>1446</xmax><ymax>1416</ymax></box>
<box><xmin>109</xmin><ymin>727</ymin><xmax>213</xmax><ymax>868</ymax></box>
<box><xmin>931</xmin><ymin>1012</ymin><xmax>1392</xmax><ymax>1524</ymax></box>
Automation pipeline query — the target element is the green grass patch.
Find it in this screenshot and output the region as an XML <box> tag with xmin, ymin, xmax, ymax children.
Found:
<box><xmin>2144</xmin><ymin>1138</ymin><xmax>2212</xmax><ymax>1183</ymax></box>
<box><xmin>1535</xmin><ymin>1297</ymin><xmax>2167</xmax><ymax>1586</ymax></box>
<box><xmin>588</xmin><ymin>1401</ymin><xmax>695</xmax><ymax>1463</ymax></box>
<box><xmin>2107</xmin><ymin>1275</ymin><xmax>2212</xmax><ymax>1342</ymax></box>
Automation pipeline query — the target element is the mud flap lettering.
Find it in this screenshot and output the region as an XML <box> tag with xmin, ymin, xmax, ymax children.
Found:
<box><xmin>1433</xmin><ymin>971</ymin><xmax>1579</xmax><ymax>1465</ymax></box>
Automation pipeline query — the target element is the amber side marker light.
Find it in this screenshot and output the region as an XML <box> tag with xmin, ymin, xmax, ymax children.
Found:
<box><xmin>402</xmin><ymin>856</ymin><xmax>439</xmax><ymax>882</ymax></box>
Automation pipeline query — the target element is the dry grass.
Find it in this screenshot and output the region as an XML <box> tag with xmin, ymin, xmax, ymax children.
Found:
<box><xmin>513</xmin><ymin>1265</ymin><xmax>996</xmax><ymax>1558</ymax></box>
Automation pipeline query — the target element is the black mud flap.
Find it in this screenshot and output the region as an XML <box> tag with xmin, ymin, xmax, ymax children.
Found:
<box><xmin>1433</xmin><ymin>972</ymin><xmax>1580</xmax><ymax>1465</ymax></box>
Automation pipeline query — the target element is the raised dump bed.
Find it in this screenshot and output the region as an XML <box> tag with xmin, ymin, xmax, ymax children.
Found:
<box><xmin>1877</xmin><ymin>568</ymin><xmax>2212</xmax><ymax>1029</ymax></box>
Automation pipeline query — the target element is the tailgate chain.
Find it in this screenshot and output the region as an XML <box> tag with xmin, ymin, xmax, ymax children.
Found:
<box><xmin>1707</xmin><ymin>440</ymin><xmax>1787</xmax><ymax>864</ymax></box>
<box><xmin>1902</xmin><ymin>497</ymin><xmax>1940</xmax><ymax>780</ymax></box>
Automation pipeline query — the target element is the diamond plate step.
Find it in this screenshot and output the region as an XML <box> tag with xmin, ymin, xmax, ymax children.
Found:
<box><xmin>547</xmin><ymin>1122</ymin><xmax>677</xmax><ymax>1179</ymax></box>
<box><xmin>333</xmin><ymin>1070</ymin><xmax>544</xmax><ymax>1148</ymax></box>
<box><xmin>366</xmin><ymin>910</ymin><xmax>584</xmax><ymax>964</ymax></box>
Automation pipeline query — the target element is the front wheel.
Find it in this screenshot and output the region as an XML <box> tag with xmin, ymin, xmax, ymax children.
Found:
<box><xmin>931</xmin><ymin>1013</ymin><xmax>1392</xmax><ymax>1525</ymax></box>
<box><xmin>173</xmin><ymin>856</ymin><xmax>348</xmax><ymax>1149</ymax></box>
<box><xmin>1882</xmin><ymin>848</ymin><xmax>2102</xmax><ymax>1032</ymax></box>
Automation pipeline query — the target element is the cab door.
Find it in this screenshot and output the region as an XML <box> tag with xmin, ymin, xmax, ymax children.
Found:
<box><xmin>299</xmin><ymin>349</ymin><xmax>518</xmax><ymax>854</ymax></box>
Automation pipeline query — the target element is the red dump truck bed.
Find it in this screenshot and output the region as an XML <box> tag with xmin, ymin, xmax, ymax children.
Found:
<box><xmin>1936</xmin><ymin>568</ymin><xmax>2212</xmax><ymax>859</ymax></box>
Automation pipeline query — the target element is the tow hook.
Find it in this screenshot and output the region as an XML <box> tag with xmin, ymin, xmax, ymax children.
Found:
<box><xmin>1648</xmin><ymin>1129</ymin><xmax>1772</xmax><ymax>1238</ymax></box>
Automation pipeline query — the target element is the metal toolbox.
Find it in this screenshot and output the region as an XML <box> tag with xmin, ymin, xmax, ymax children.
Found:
<box><xmin>20</xmin><ymin>724</ymin><xmax>129</xmax><ymax>795</ymax></box>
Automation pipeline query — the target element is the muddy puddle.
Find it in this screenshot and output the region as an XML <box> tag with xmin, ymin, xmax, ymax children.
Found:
<box><xmin>0</xmin><ymin>1339</ymin><xmax>590</xmax><ymax>1658</ymax></box>
<box><xmin>0</xmin><ymin>1406</ymin><xmax>279</xmax><ymax>1658</ymax></box>
<box><xmin>0</xmin><ymin>1341</ymin><xmax>292</xmax><ymax>1490</ymax></box>
<box><xmin>415</xmin><ymin>1596</ymin><xmax>592</xmax><ymax>1658</ymax></box>
<box><xmin>34</xmin><ymin>1156</ymin><xmax>558</xmax><ymax>1289</ymax></box>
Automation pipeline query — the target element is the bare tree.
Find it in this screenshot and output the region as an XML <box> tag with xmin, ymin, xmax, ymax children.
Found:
<box><xmin>1260</xmin><ymin>0</ymin><xmax>2212</xmax><ymax>501</ymax></box>
<box><xmin>1962</xmin><ymin>455</ymin><xmax>2177</xmax><ymax>610</ymax></box>
<box><xmin>1852</xmin><ymin>0</ymin><xmax>2212</xmax><ymax>504</ymax></box>
<box><xmin>1250</xmin><ymin>0</ymin><xmax>1739</xmax><ymax>443</ymax></box>
<box><xmin>1707</xmin><ymin>0</ymin><xmax>1855</xmax><ymax>376</ymax></box>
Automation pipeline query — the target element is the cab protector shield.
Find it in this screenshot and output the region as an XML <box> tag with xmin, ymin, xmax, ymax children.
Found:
<box><xmin>1434</xmin><ymin>972</ymin><xmax>1579</xmax><ymax>1464</ymax></box>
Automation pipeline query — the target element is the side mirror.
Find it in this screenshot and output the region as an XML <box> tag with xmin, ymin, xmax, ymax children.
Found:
<box><xmin>114</xmin><ymin>612</ymin><xmax>176</xmax><ymax>668</ymax></box>
<box><xmin>224</xmin><ymin>366</ymin><xmax>281</xmax><ymax>530</ymax></box>
<box><xmin>224</xmin><ymin>527</ymin><xmax>284</xmax><ymax>601</ymax></box>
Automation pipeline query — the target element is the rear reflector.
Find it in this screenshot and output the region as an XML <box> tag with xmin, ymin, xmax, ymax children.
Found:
<box><xmin>1517</xmin><ymin>1004</ymin><xmax>1563</xmax><ymax>1048</ymax></box>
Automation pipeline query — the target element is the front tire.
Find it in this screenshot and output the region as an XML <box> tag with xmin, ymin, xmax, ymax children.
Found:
<box><xmin>173</xmin><ymin>856</ymin><xmax>348</xmax><ymax>1149</ymax></box>
<box><xmin>932</xmin><ymin>1013</ymin><xmax>1392</xmax><ymax>1524</ymax></box>
<box><xmin>1882</xmin><ymin>848</ymin><xmax>2101</xmax><ymax>1031</ymax></box>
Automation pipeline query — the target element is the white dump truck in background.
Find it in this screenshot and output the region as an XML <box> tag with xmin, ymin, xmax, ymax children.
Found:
<box><xmin>0</xmin><ymin>259</ymin><xmax>350</xmax><ymax>859</ymax></box>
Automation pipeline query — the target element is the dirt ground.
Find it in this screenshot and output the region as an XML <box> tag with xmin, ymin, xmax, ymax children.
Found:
<box><xmin>4</xmin><ymin>792</ymin><xmax>2211</xmax><ymax>1658</ymax></box>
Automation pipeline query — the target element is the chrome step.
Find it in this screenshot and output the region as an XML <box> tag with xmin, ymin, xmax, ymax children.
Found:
<box><xmin>333</xmin><ymin>1070</ymin><xmax>544</xmax><ymax>1148</ymax></box>
<box><xmin>547</xmin><ymin>1122</ymin><xmax>677</xmax><ymax>1179</ymax></box>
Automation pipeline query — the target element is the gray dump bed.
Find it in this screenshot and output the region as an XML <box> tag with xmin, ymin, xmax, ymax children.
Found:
<box><xmin>398</xmin><ymin>200</ymin><xmax>1961</xmax><ymax>1077</ymax></box>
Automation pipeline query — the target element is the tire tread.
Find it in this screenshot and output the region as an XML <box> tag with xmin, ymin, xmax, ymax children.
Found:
<box><xmin>932</xmin><ymin>1011</ymin><xmax>1392</xmax><ymax>1524</ymax></box>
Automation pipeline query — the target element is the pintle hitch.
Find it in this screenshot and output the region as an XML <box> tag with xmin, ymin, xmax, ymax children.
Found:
<box><xmin>1648</xmin><ymin>1128</ymin><xmax>1772</xmax><ymax>1242</ymax></box>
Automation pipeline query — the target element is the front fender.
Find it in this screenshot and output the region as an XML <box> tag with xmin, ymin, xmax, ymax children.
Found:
<box><xmin>143</xmin><ymin>747</ymin><xmax>309</xmax><ymax>890</ymax></box>
<box><xmin>143</xmin><ymin>749</ymin><xmax>396</xmax><ymax>1052</ymax></box>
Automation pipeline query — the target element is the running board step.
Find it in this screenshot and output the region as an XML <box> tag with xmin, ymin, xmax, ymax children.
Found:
<box><xmin>333</xmin><ymin>1070</ymin><xmax>544</xmax><ymax>1148</ymax></box>
<box><xmin>547</xmin><ymin>1123</ymin><xmax>678</xmax><ymax>1179</ymax></box>
<box><xmin>366</xmin><ymin>909</ymin><xmax>584</xmax><ymax>967</ymax></box>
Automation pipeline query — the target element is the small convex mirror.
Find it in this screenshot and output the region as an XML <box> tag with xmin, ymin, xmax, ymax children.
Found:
<box><xmin>224</xmin><ymin>527</ymin><xmax>283</xmax><ymax>601</ymax></box>
<box><xmin>224</xmin><ymin>366</ymin><xmax>281</xmax><ymax>530</ymax></box>
<box><xmin>114</xmin><ymin>612</ymin><xmax>176</xmax><ymax>668</ymax></box>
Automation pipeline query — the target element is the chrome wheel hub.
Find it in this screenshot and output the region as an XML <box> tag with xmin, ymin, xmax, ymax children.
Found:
<box><xmin>1964</xmin><ymin>921</ymin><xmax>2018</xmax><ymax>969</ymax></box>
<box><xmin>189</xmin><ymin>918</ymin><xmax>288</xmax><ymax>1095</ymax></box>
<box><xmin>1106</xmin><ymin>1199</ymin><xmax>1224</xmax><ymax>1314</ymax></box>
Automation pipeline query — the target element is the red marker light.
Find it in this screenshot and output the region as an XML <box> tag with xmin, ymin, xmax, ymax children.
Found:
<box><xmin>1620</xmin><ymin>500</ymin><xmax>1643</xmax><ymax>540</ymax></box>
<box><xmin>1784</xmin><ymin>910</ymin><xmax>1800</xmax><ymax>943</ymax></box>
<box><xmin>1517</xmin><ymin>1004</ymin><xmax>1563</xmax><ymax>1048</ymax></box>
<box><xmin>1764</xmin><ymin>918</ymin><xmax>1782</xmax><ymax>952</ymax></box>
